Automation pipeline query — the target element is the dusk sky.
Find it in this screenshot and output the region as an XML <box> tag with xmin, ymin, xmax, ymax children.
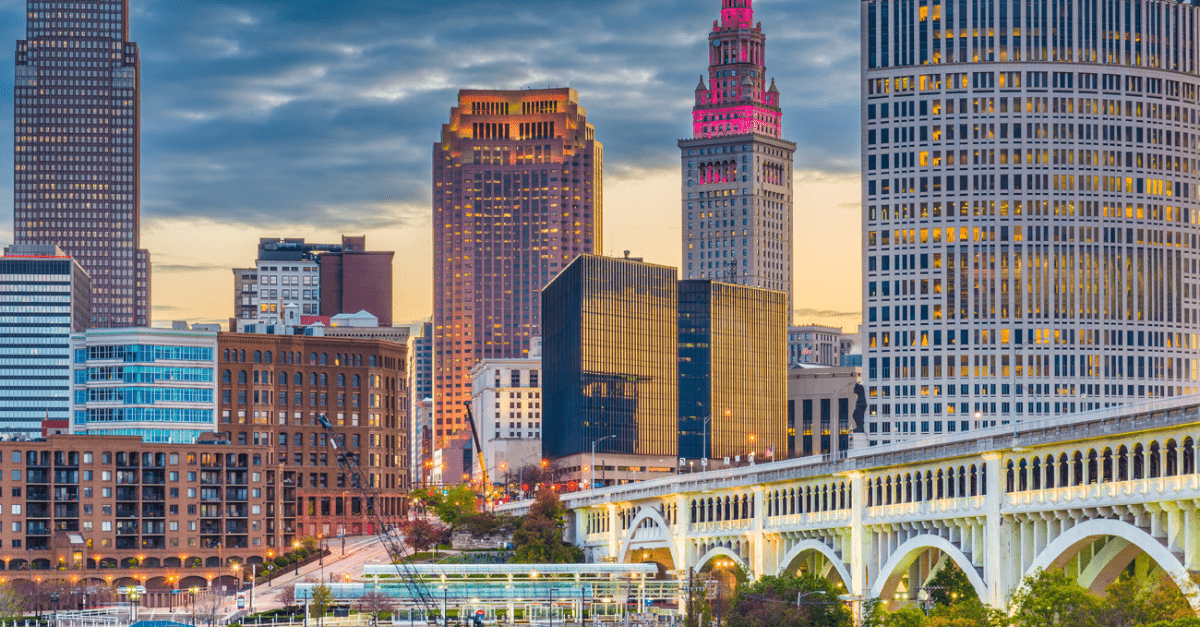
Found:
<box><xmin>0</xmin><ymin>0</ymin><xmax>864</xmax><ymax>330</ymax></box>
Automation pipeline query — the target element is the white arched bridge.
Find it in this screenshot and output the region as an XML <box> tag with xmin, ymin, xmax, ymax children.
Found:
<box><xmin>505</xmin><ymin>397</ymin><xmax>1200</xmax><ymax>611</ymax></box>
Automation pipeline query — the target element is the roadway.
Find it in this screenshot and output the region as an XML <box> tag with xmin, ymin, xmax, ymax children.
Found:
<box><xmin>139</xmin><ymin>536</ymin><xmax>395</xmax><ymax>623</ymax></box>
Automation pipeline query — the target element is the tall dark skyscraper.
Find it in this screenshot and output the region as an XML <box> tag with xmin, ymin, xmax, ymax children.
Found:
<box><xmin>13</xmin><ymin>0</ymin><xmax>150</xmax><ymax>328</ymax></box>
<box><xmin>432</xmin><ymin>88</ymin><xmax>602</xmax><ymax>456</ymax></box>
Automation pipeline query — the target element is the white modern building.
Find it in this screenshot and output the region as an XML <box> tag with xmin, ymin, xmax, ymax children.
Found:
<box><xmin>861</xmin><ymin>0</ymin><xmax>1200</xmax><ymax>445</ymax></box>
<box><xmin>0</xmin><ymin>245</ymin><xmax>91</xmax><ymax>437</ymax></box>
<box><xmin>469</xmin><ymin>339</ymin><xmax>543</xmax><ymax>487</ymax></box>
<box><xmin>70</xmin><ymin>328</ymin><xmax>219</xmax><ymax>443</ymax></box>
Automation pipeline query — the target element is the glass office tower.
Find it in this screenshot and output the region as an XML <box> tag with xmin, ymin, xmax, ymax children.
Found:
<box><xmin>542</xmin><ymin>255</ymin><xmax>678</xmax><ymax>462</ymax></box>
<box><xmin>862</xmin><ymin>0</ymin><xmax>1200</xmax><ymax>444</ymax></box>
<box><xmin>679</xmin><ymin>280</ymin><xmax>787</xmax><ymax>460</ymax></box>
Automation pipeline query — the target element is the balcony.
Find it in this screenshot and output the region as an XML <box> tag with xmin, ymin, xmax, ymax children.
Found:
<box><xmin>53</xmin><ymin>487</ymin><xmax>78</xmax><ymax>501</ymax></box>
<box><xmin>27</xmin><ymin>503</ymin><xmax>50</xmax><ymax>518</ymax></box>
<box><xmin>53</xmin><ymin>503</ymin><xmax>79</xmax><ymax>518</ymax></box>
<box><xmin>27</xmin><ymin>470</ymin><xmax>49</xmax><ymax>484</ymax></box>
<box><xmin>27</xmin><ymin>486</ymin><xmax>49</xmax><ymax>501</ymax></box>
<box><xmin>116</xmin><ymin>537</ymin><xmax>137</xmax><ymax>549</ymax></box>
<box><xmin>116</xmin><ymin>487</ymin><xmax>138</xmax><ymax>501</ymax></box>
<box><xmin>115</xmin><ymin>505</ymin><xmax>138</xmax><ymax>518</ymax></box>
<box><xmin>141</xmin><ymin>504</ymin><xmax>165</xmax><ymax>518</ymax></box>
<box><xmin>200</xmin><ymin>522</ymin><xmax>222</xmax><ymax>534</ymax></box>
<box><xmin>142</xmin><ymin>470</ymin><xmax>165</xmax><ymax>485</ymax></box>
<box><xmin>140</xmin><ymin>537</ymin><xmax>165</xmax><ymax>550</ymax></box>
<box><xmin>142</xmin><ymin>486</ymin><xmax>165</xmax><ymax>501</ymax></box>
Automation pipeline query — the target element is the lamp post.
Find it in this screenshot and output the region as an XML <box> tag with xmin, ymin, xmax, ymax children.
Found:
<box><xmin>190</xmin><ymin>586</ymin><xmax>199</xmax><ymax>626</ymax></box>
<box><xmin>129</xmin><ymin>587</ymin><xmax>141</xmax><ymax>624</ymax></box>
<box><xmin>591</xmin><ymin>435</ymin><xmax>616</xmax><ymax>491</ymax></box>
<box><xmin>340</xmin><ymin>491</ymin><xmax>348</xmax><ymax>555</ymax></box>
<box><xmin>294</xmin><ymin>541</ymin><xmax>302</xmax><ymax>576</ymax></box>
<box><xmin>49</xmin><ymin>592</ymin><xmax>59</xmax><ymax>627</ymax></box>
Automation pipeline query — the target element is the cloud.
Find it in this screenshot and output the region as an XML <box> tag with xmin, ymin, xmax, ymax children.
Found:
<box><xmin>0</xmin><ymin>0</ymin><xmax>865</xmax><ymax>324</ymax></box>
<box><xmin>793</xmin><ymin>308</ymin><xmax>862</xmax><ymax>318</ymax></box>
<box><xmin>154</xmin><ymin>263</ymin><xmax>233</xmax><ymax>273</ymax></box>
<box><xmin>125</xmin><ymin>0</ymin><xmax>861</xmax><ymax>228</ymax></box>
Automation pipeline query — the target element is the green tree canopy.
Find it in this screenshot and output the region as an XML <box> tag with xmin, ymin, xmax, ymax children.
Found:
<box><xmin>510</xmin><ymin>490</ymin><xmax>583</xmax><ymax>564</ymax></box>
<box><xmin>925</xmin><ymin>563</ymin><xmax>979</xmax><ymax>607</ymax></box>
<box><xmin>727</xmin><ymin>573</ymin><xmax>850</xmax><ymax>627</ymax></box>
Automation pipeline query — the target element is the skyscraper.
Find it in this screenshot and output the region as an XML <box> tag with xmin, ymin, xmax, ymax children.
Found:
<box><xmin>861</xmin><ymin>0</ymin><xmax>1200</xmax><ymax>444</ymax></box>
<box><xmin>678</xmin><ymin>280</ymin><xmax>787</xmax><ymax>461</ymax></box>
<box><xmin>680</xmin><ymin>0</ymin><xmax>797</xmax><ymax>320</ymax></box>
<box><xmin>13</xmin><ymin>0</ymin><xmax>150</xmax><ymax>328</ymax></box>
<box><xmin>542</xmin><ymin>254</ymin><xmax>678</xmax><ymax>486</ymax></box>
<box><xmin>433</xmin><ymin>89</ymin><xmax>602</xmax><ymax>455</ymax></box>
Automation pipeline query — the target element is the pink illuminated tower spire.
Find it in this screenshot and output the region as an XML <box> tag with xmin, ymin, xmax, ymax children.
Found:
<box><xmin>692</xmin><ymin>0</ymin><xmax>783</xmax><ymax>139</ymax></box>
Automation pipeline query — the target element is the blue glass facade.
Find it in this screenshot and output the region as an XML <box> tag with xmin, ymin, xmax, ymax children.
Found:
<box><xmin>71</xmin><ymin>330</ymin><xmax>219</xmax><ymax>443</ymax></box>
<box><xmin>0</xmin><ymin>247</ymin><xmax>91</xmax><ymax>436</ymax></box>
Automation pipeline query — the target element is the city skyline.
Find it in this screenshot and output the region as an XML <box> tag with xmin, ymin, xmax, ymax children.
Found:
<box><xmin>0</xmin><ymin>0</ymin><xmax>863</xmax><ymax>330</ymax></box>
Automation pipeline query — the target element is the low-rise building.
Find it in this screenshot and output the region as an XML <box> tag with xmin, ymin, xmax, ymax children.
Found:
<box><xmin>0</xmin><ymin>433</ymin><xmax>271</xmax><ymax>596</ymax></box>
<box><xmin>216</xmin><ymin>332</ymin><xmax>409</xmax><ymax>540</ymax></box>
<box><xmin>70</xmin><ymin>328</ymin><xmax>219</xmax><ymax>444</ymax></box>
<box><xmin>469</xmin><ymin>339</ymin><xmax>543</xmax><ymax>487</ymax></box>
<box><xmin>787</xmin><ymin>325</ymin><xmax>843</xmax><ymax>367</ymax></box>
<box><xmin>786</xmin><ymin>366</ymin><xmax>861</xmax><ymax>459</ymax></box>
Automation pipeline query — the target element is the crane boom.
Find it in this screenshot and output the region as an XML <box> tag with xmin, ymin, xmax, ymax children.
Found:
<box><xmin>317</xmin><ymin>413</ymin><xmax>438</xmax><ymax>622</ymax></box>
<box><xmin>461</xmin><ymin>401</ymin><xmax>491</xmax><ymax>499</ymax></box>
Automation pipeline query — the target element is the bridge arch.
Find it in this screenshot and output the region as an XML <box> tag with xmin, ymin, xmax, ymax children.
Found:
<box><xmin>1020</xmin><ymin>518</ymin><xmax>1200</xmax><ymax>611</ymax></box>
<box><xmin>695</xmin><ymin>547</ymin><xmax>750</xmax><ymax>577</ymax></box>
<box><xmin>777</xmin><ymin>540</ymin><xmax>852</xmax><ymax>590</ymax></box>
<box><xmin>616</xmin><ymin>507</ymin><xmax>680</xmax><ymax>571</ymax></box>
<box><xmin>869</xmin><ymin>535</ymin><xmax>988</xmax><ymax>608</ymax></box>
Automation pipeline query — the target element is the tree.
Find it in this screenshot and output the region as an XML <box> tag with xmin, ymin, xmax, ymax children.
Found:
<box><xmin>276</xmin><ymin>583</ymin><xmax>297</xmax><ymax>609</ymax></box>
<box><xmin>510</xmin><ymin>490</ymin><xmax>583</xmax><ymax>564</ymax></box>
<box><xmin>431</xmin><ymin>485</ymin><xmax>479</xmax><ymax>529</ymax></box>
<box><xmin>357</xmin><ymin>590</ymin><xmax>396</xmax><ymax>627</ymax></box>
<box><xmin>1009</xmin><ymin>569</ymin><xmax>1101</xmax><ymax>627</ymax></box>
<box><xmin>398</xmin><ymin>518</ymin><xmax>450</xmax><ymax>555</ymax></box>
<box><xmin>1092</xmin><ymin>573</ymin><xmax>1191</xmax><ymax>627</ymax></box>
<box><xmin>925</xmin><ymin>598</ymin><xmax>1008</xmax><ymax>627</ymax></box>
<box><xmin>195</xmin><ymin>589</ymin><xmax>225</xmax><ymax>627</ymax></box>
<box><xmin>310</xmin><ymin>584</ymin><xmax>334</xmax><ymax>627</ymax></box>
<box><xmin>727</xmin><ymin>573</ymin><xmax>850</xmax><ymax>627</ymax></box>
<box><xmin>0</xmin><ymin>585</ymin><xmax>26</xmax><ymax>618</ymax></box>
<box><xmin>925</xmin><ymin>563</ymin><xmax>978</xmax><ymax>607</ymax></box>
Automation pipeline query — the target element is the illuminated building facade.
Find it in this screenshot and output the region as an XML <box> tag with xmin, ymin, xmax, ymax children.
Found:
<box><xmin>680</xmin><ymin>0</ymin><xmax>797</xmax><ymax>319</ymax></box>
<box><xmin>542</xmin><ymin>255</ymin><xmax>678</xmax><ymax>485</ymax></box>
<box><xmin>862</xmin><ymin>0</ymin><xmax>1200</xmax><ymax>444</ymax></box>
<box><xmin>433</xmin><ymin>89</ymin><xmax>602</xmax><ymax>460</ymax></box>
<box><xmin>13</xmin><ymin>0</ymin><xmax>151</xmax><ymax>328</ymax></box>
<box><xmin>678</xmin><ymin>280</ymin><xmax>787</xmax><ymax>461</ymax></box>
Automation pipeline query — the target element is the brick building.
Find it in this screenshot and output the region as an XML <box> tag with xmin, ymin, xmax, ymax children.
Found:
<box><xmin>216</xmin><ymin>333</ymin><xmax>409</xmax><ymax>540</ymax></box>
<box><xmin>0</xmin><ymin>433</ymin><xmax>270</xmax><ymax>595</ymax></box>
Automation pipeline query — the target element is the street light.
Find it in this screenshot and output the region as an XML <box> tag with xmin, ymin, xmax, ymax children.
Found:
<box><xmin>190</xmin><ymin>586</ymin><xmax>199</xmax><ymax>626</ymax></box>
<box><xmin>129</xmin><ymin>587</ymin><xmax>141</xmax><ymax>624</ymax></box>
<box><xmin>591</xmin><ymin>435</ymin><xmax>616</xmax><ymax>491</ymax></box>
<box><xmin>796</xmin><ymin>590</ymin><xmax>827</xmax><ymax>605</ymax></box>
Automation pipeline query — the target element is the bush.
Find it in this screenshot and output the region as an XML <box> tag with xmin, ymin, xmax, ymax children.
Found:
<box><xmin>273</xmin><ymin>556</ymin><xmax>289</xmax><ymax>568</ymax></box>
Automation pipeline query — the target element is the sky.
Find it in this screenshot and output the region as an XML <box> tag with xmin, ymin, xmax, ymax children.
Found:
<box><xmin>0</xmin><ymin>0</ymin><xmax>864</xmax><ymax>331</ymax></box>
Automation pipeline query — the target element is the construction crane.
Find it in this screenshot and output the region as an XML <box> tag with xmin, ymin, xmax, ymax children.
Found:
<box><xmin>317</xmin><ymin>413</ymin><xmax>439</xmax><ymax>623</ymax></box>
<box><xmin>461</xmin><ymin>401</ymin><xmax>491</xmax><ymax>503</ymax></box>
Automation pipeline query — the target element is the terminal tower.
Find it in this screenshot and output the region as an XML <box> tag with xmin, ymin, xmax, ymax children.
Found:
<box><xmin>679</xmin><ymin>0</ymin><xmax>797</xmax><ymax>320</ymax></box>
